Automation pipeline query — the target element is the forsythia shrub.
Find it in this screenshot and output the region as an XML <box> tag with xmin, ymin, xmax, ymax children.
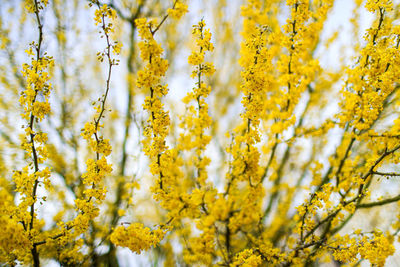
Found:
<box><xmin>1</xmin><ymin>0</ymin><xmax>400</xmax><ymax>266</ymax></box>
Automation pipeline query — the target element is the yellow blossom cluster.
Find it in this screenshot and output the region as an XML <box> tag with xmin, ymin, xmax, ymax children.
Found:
<box><xmin>167</xmin><ymin>2</ymin><xmax>188</xmax><ymax>20</ymax></box>
<box><xmin>339</xmin><ymin>0</ymin><xmax>399</xmax><ymax>132</ymax></box>
<box><xmin>221</xmin><ymin>4</ymin><xmax>273</xmax><ymax>252</ymax></box>
<box><xmin>0</xmin><ymin>181</ymin><xmax>31</xmax><ymax>264</ymax></box>
<box><xmin>265</xmin><ymin>0</ymin><xmax>333</xmax><ymax>135</ymax></box>
<box><xmin>233</xmin><ymin>18</ymin><xmax>271</xmax><ymax>184</ymax></box>
<box><xmin>180</xmin><ymin>20</ymin><xmax>214</xmax><ymax>186</ymax></box>
<box><xmin>91</xmin><ymin>1</ymin><xmax>121</xmax><ymax>63</ymax></box>
<box><xmin>20</xmin><ymin>53</ymin><xmax>53</xmax><ymax>118</ymax></box>
<box><xmin>174</xmin><ymin>21</ymin><xmax>220</xmax><ymax>265</ymax></box>
<box><xmin>6</xmin><ymin>0</ymin><xmax>55</xmax><ymax>266</ymax></box>
<box><xmin>24</xmin><ymin>0</ymin><xmax>48</xmax><ymax>13</ymax></box>
<box><xmin>111</xmin><ymin>1</ymin><xmax>188</xmax><ymax>255</ymax></box>
<box><xmin>135</xmin><ymin>2</ymin><xmax>187</xmax><ymax>197</ymax></box>
<box><xmin>93</xmin><ymin>4</ymin><xmax>117</xmax><ymax>28</ymax></box>
<box><xmin>72</xmin><ymin>0</ymin><xmax>118</xmax><ymax>239</ymax></box>
<box><xmin>232</xmin><ymin>249</ymin><xmax>262</xmax><ymax>267</ymax></box>
<box><xmin>329</xmin><ymin>231</ymin><xmax>395</xmax><ymax>266</ymax></box>
<box><xmin>136</xmin><ymin>17</ymin><xmax>170</xmax><ymax>163</ymax></box>
<box><xmin>338</xmin><ymin>1</ymin><xmax>399</xmax><ymax>131</ymax></box>
<box><xmin>182</xmin><ymin>227</ymin><xmax>215</xmax><ymax>265</ymax></box>
<box><xmin>110</xmin><ymin>223</ymin><xmax>166</xmax><ymax>254</ymax></box>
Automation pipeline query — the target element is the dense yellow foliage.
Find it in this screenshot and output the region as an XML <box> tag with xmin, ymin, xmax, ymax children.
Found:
<box><xmin>1</xmin><ymin>0</ymin><xmax>400</xmax><ymax>266</ymax></box>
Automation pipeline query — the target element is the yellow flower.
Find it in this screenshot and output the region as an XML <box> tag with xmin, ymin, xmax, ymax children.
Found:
<box><xmin>167</xmin><ymin>2</ymin><xmax>188</xmax><ymax>20</ymax></box>
<box><xmin>111</xmin><ymin>223</ymin><xmax>166</xmax><ymax>254</ymax></box>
